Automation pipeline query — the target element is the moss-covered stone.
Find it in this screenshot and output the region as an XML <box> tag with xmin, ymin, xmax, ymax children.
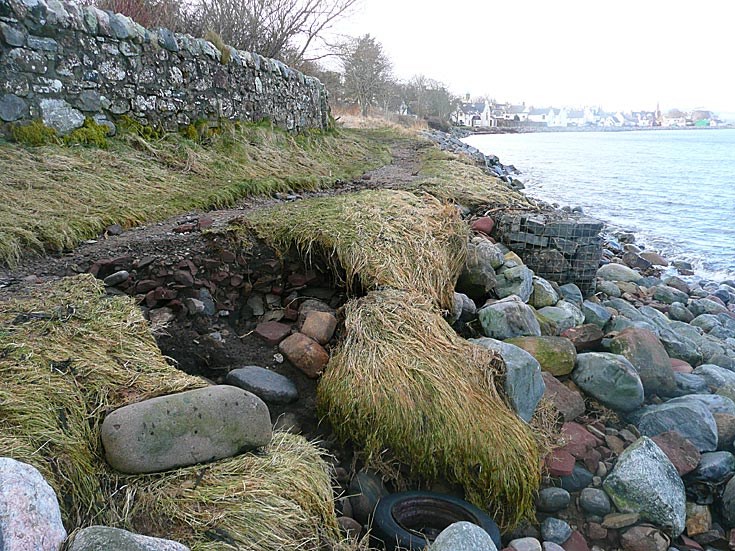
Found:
<box><xmin>506</xmin><ymin>335</ymin><xmax>577</xmax><ymax>376</ymax></box>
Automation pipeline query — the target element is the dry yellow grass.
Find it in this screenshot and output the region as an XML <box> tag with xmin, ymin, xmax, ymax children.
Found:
<box><xmin>411</xmin><ymin>148</ymin><xmax>533</xmax><ymax>210</ymax></box>
<box><xmin>244</xmin><ymin>189</ymin><xmax>468</xmax><ymax>311</ymax></box>
<box><xmin>317</xmin><ymin>289</ymin><xmax>542</xmax><ymax>529</ymax></box>
<box><xmin>0</xmin><ymin>124</ymin><xmax>391</xmax><ymax>266</ymax></box>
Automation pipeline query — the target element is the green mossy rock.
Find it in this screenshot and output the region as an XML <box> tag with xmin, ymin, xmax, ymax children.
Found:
<box><xmin>506</xmin><ymin>336</ymin><xmax>577</xmax><ymax>376</ymax></box>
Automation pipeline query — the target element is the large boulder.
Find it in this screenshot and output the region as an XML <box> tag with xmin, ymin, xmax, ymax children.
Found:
<box><xmin>657</xmin><ymin>326</ymin><xmax>703</xmax><ymax>366</ymax></box>
<box><xmin>505</xmin><ymin>336</ymin><xmax>577</xmax><ymax>376</ymax></box>
<box><xmin>478</xmin><ymin>295</ymin><xmax>541</xmax><ymax>340</ymax></box>
<box><xmin>101</xmin><ymin>385</ymin><xmax>272</xmax><ymax>473</ymax></box>
<box><xmin>597</xmin><ymin>263</ymin><xmax>643</xmax><ymax>283</ymax></box>
<box><xmin>495</xmin><ymin>264</ymin><xmax>534</xmax><ymax>303</ymax></box>
<box><xmin>537</xmin><ymin>306</ymin><xmax>578</xmax><ymax>335</ymax></box>
<box><xmin>68</xmin><ymin>526</ymin><xmax>189</xmax><ymax>550</ymax></box>
<box><xmin>637</xmin><ymin>396</ymin><xmax>718</xmax><ymax>452</ymax></box>
<box><xmin>0</xmin><ymin>458</ymin><xmax>67</xmax><ymax>551</ymax></box>
<box><xmin>653</xmin><ymin>285</ymin><xmax>689</xmax><ymax>305</ymax></box>
<box><xmin>431</xmin><ymin>521</ymin><xmax>498</xmax><ymax>551</ymax></box>
<box><xmin>470</xmin><ymin>337</ymin><xmax>545</xmax><ymax>422</ymax></box>
<box><xmin>572</xmin><ymin>353</ymin><xmax>644</xmax><ymax>412</ymax></box>
<box><xmin>457</xmin><ymin>238</ymin><xmax>503</xmax><ymax>301</ymax></box>
<box><xmin>602</xmin><ymin>437</ymin><xmax>686</xmax><ymax>537</ymax></box>
<box><xmin>581</xmin><ymin>300</ymin><xmax>612</xmax><ymax>328</ymax></box>
<box><xmin>529</xmin><ymin>276</ymin><xmax>559</xmax><ymax>309</ymax></box>
<box><xmin>694</xmin><ymin>364</ymin><xmax>735</xmax><ymax>389</ymax></box>
<box><xmin>609</xmin><ymin>328</ymin><xmax>677</xmax><ymax>397</ymax></box>
<box><xmin>558</xmin><ymin>284</ymin><xmax>583</xmax><ymax>307</ymax></box>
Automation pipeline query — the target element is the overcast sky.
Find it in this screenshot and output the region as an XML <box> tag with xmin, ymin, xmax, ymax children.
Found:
<box><xmin>327</xmin><ymin>0</ymin><xmax>734</xmax><ymax>114</ymax></box>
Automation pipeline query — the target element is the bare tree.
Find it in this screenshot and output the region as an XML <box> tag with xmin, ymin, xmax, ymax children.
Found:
<box><xmin>196</xmin><ymin>0</ymin><xmax>359</xmax><ymax>64</ymax></box>
<box><xmin>79</xmin><ymin>0</ymin><xmax>197</xmax><ymax>34</ymax></box>
<box><xmin>340</xmin><ymin>34</ymin><xmax>391</xmax><ymax>117</ymax></box>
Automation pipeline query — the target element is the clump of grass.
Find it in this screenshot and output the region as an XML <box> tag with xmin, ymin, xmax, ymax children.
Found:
<box><xmin>104</xmin><ymin>431</ymin><xmax>339</xmax><ymax>551</ymax></box>
<box><xmin>244</xmin><ymin>189</ymin><xmax>468</xmax><ymax>311</ymax></box>
<box><xmin>317</xmin><ymin>289</ymin><xmax>543</xmax><ymax>529</ymax></box>
<box><xmin>0</xmin><ymin>125</ymin><xmax>392</xmax><ymax>266</ymax></box>
<box><xmin>11</xmin><ymin>119</ymin><xmax>59</xmax><ymax>146</ymax></box>
<box><xmin>0</xmin><ymin>276</ymin><xmax>343</xmax><ymax>549</ymax></box>
<box><xmin>63</xmin><ymin>118</ymin><xmax>109</xmax><ymax>148</ymax></box>
<box><xmin>204</xmin><ymin>30</ymin><xmax>231</xmax><ymax>64</ymax></box>
<box><xmin>410</xmin><ymin>148</ymin><xmax>532</xmax><ymax>210</ymax></box>
<box><xmin>117</xmin><ymin>115</ymin><xmax>166</xmax><ymax>141</ymax></box>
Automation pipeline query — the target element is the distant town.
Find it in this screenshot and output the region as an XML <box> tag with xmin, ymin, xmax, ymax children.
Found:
<box><xmin>450</xmin><ymin>96</ymin><xmax>728</xmax><ymax>130</ymax></box>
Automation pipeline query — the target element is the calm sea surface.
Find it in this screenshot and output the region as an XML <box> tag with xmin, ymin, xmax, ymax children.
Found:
<box><xmin>465</xmin><ymin>129</ymin><xmax>735</xmax><ymax>281</ymax></box>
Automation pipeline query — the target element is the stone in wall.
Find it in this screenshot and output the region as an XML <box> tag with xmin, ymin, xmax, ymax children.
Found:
<box><xmin>0</xmin><ymin>0</ymin><xmax>329</xmax><ymax>135</ymax></box>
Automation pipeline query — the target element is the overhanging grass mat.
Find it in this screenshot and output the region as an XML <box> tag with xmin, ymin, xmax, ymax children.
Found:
<box><xmin>317</xmin><ymin>289</ymin><xmax>542</xmax><ymax>529</ymax></box>
<box><xmin>245</xmin><ymin>189</ymin><xmax>468</xmax><ymax>311</ymax></box>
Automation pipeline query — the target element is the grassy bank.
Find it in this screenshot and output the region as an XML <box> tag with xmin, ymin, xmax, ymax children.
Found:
<box><xmin>0</xmin><ymin>123</ymin><xmax>393</xmax><ymax>266</ymax></box>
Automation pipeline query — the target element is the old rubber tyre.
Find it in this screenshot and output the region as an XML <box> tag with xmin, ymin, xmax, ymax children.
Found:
<box><xmin>370</xmin><ymin>491</ymin><xmax>501</xmax><ymax>550</ymax></box>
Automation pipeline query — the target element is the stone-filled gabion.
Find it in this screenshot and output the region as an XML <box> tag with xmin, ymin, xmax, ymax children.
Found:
<box><xmin>495</xmin><ymin>211</ymin><xmax>604</xmax><ymax>295</ymax></box>
<box><xmin>0</xmin><ymin>0</ymin><xmax>330</xmax><ymax>135</ymax></box>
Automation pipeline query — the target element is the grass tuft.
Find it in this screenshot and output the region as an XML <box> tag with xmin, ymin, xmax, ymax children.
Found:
<box><xmin>411</xmin><ymin>148</ymin><xmax>532</xmax><ymax>210</ymax></box>
<box><xmin>317</xmin><ymin>289</ymin><xmax>543</xmax><ymax>529</ymax></box>
<box><xmin>0</xmin><ymin>125</ymin><xmax>392</xmax><ymax>266</ymax></box>
<box><xmin>243</xmin><ymin>189</ymin><xmax>468</xmax><ymax>311</ymax></box>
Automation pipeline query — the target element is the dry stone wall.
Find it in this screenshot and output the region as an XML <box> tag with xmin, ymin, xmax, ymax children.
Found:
<box><xmin>0</xmin><ymin>0</ymin><xmax>330</xmax><ymax>135</ymax></box>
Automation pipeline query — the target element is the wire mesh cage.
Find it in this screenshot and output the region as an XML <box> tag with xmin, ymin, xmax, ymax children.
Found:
<box><xmin>494</xmin><ymin>210</ymin><xmax>604</xmax><ymax>295</ymax></box>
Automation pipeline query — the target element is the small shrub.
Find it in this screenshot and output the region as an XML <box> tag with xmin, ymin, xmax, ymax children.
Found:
<box><xmin>118</xmin><ymin>115</ymin><xmax>165</xmax><ymax>140</ymax></box>
<box><xmin>63</xmin><ymin>118</ymin><xmax>109</xmax><ymax>148</ymax></box>
<box><xmin>181</xmin><ymin>124</ymin><xmax>199</xmax><ymax>141</ymax></box>
<box><xmin>426</xmin><ymin>116</ymin><xmax>451</xmax><ymax>132</ymax></box>
<box><xmin>11</xmin><ymin>120</ymin><xmax>59</xmax><ymax>146</ymax></box>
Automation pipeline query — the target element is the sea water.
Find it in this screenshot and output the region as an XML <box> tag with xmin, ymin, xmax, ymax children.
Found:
<box><xmin>465</xmin><ymin>129</ymin><xmax>735</xmax><ymax>281</ymax></box>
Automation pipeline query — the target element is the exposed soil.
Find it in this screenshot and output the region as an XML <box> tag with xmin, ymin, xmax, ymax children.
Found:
<box><xmin>0</xmin><ymin>138</ymin><xmax>426</xmax><ymax>283</ymax></box>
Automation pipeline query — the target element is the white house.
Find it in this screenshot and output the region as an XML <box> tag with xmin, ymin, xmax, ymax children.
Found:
<box><xmin>566</xmin><ymin>109</ymin><xmax>586</xmax><ymax>127</ymax></box>
<box><xmin>548</xmin><ymin>108</ymin><xmax>568</xmax><ymax>127</ymax></box>
<box><xmin>454</xmin><ymin>101</ymin><xmax>494</xmax><ymax>127</ymax></box>
<box><xmin>527</xmin><ymin>108</ymin><xmax>553</xmax><ymax>124</ymax></box>
<box><xmin>502</xmin><ymin>104</ymin><xmax>529</xmax><ymax>122</ymax></box>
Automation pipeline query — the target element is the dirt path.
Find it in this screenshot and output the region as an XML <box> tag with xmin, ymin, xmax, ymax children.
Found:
<box><xmin>0</xmin><ymin>138</ymin><xmax>428</xmax><ymax>286</ymax></box>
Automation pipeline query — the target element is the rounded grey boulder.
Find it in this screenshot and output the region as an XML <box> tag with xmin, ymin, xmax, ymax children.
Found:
<box><xmin>478</xmin><ymin>295</ymin><xmax>541</xmax><ymax>340</ymax></box>
<box><xmin>572</xmin><ymin>352</ymin><xmax>644</xmax><ymax>412</ymax></box>
<box><xmin>638</xmin><ymin>396</ymin><xmax>718</xmax><ymax>452</ymax></box>
<box><xmin>101</xmin><ymin>385</ymin><xmax>272</xmax><ymax>473</ymax></box>
<box><xmin>431</xmin><ymin>521</ymin><xmax>498</xmax><ymax>551</ymax></box>
<box><xmin>226</xmin><ymin>365</ymin><xmax>298</xmax><ymax>404</ymax></box>
<box><xmin>0</xmin><ymin>457</ymin><xmax>67</xmax><ymax>551</ymax></box>
<box><xmin>469</xmin><ymin>337</ymin><xmax>545</xmax><ymax>422</ymax></box>
<box><xmin>68</xmin><ymin>526</ymin><xmax>190</xmax><ymax>550</ymax></box>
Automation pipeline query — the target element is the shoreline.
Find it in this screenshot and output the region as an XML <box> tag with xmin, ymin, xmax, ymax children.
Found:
<box><xmin>464</xmin><ymin>124</ymin><xmax>735</xmax><ymax>135</ymax></box>
<box><xmin>460</xmin><ymin>130</ymin><xmax>735</xmax><ymax>286</ymax></box>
